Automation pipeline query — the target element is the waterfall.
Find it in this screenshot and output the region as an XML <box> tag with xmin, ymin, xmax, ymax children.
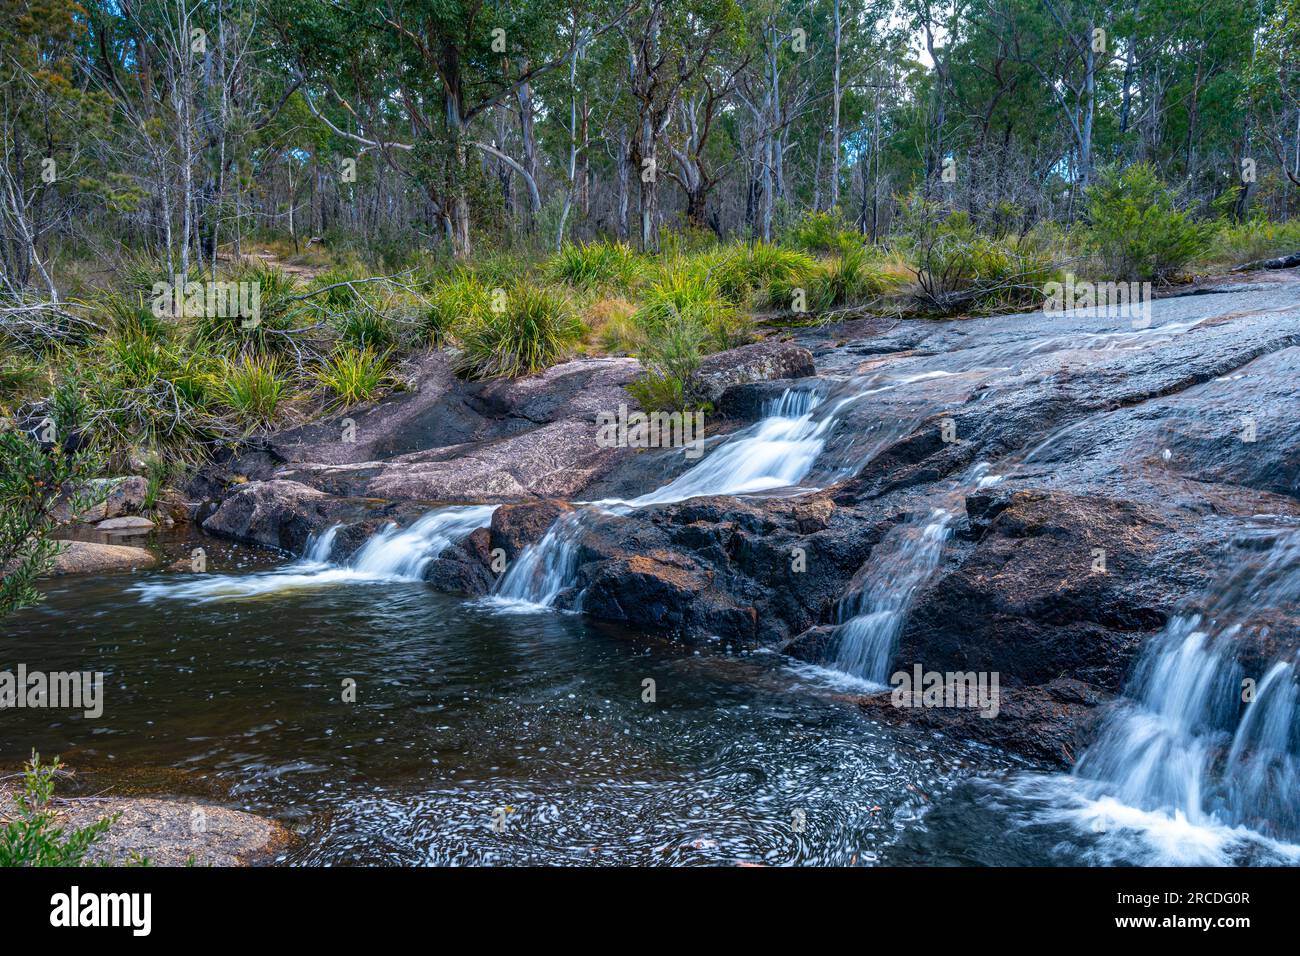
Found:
<box><xmin>831</xmin><ymin>508</ymin><xmax>956</xmax><ymax>684</ymax></box>
<box><xmin>624</xmin><ymin>388</ymin><xmax>828</xmax><ymax>506</ymax></box>
<box><xmin>488</xmin><ymin>511</ymin><xmax>587</xmax><ymax>610</ymax></box>
<box><xmin>347</xmin><ymin>506</ymin><xmax>500</xmax><ymax>579</ymax></box>
<box><xmin>486</xmin><ymin>371</ymin><xmax>971</xmax><ymax>614</ymax></box>
<box><xmin>485</xmin><ymin>388</ymin><xmax>836</xmax><ymax>611</ymax></box>
<box><xmin>135</xmin><ymin>505</ymin><xmax>497</xmax><ymax>603</ymax></box>
<box><xmin>1071</xmin><ymin>529</ymin><xmax>1300</xmax><ymax>844</ymax></box>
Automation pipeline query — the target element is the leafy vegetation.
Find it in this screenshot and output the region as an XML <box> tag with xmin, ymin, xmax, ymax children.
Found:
<box><xmin>455</xmin><ymin>283</ymin><xmax>585</xmax><ymax>380</ymax></box>
<box><xmin>1082</xmin><ymin>164</ymin><xmax>1216</xmax><ymax>282</ymax></box>
<box><xmin>0</xmin><ymin>753</ymin><xmax>115</xmax><ymax>867</ymax></box>
<box><xmin>0</xmin><ymin>428</ymin><xmax>101</xmax><ymax>617</ymax></box>
<box><xmin>314</xmin><ymin>347</ymin><xmax>392</xmax><ymax>408</ymax></box>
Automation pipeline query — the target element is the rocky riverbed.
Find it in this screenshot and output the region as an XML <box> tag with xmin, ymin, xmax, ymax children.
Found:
<box><xmin>168</xmin><ymin>268</ymin><xmax>1300</xmax><ymax>769</ymax></box>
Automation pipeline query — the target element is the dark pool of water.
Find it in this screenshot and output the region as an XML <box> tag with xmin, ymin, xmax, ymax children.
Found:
<box><xmin>3</xmin><ymin>552</ymin><xmax>1039</xmax><ymax>866</ymax></box>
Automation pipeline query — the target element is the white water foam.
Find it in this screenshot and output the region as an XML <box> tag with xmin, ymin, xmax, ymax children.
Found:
<box><xmin>1013</xmin><ymin>528</ymin><xmax>1300</xmax><ymax>864</ymax></box>
<box><xmin>135</xmin><ymin>505</ymin><xmax>497</xmax><ymax>603</ymax></box>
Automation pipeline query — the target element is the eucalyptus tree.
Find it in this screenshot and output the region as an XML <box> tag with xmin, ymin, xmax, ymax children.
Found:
<box><xmin>275</xmin><ymin>0</ymin><xmax>635</xmax><ymax>257</ymax></box>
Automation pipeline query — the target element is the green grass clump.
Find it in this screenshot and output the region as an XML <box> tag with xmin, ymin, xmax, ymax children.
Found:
<box><xmin>419</xmin><ymin>272</ymin><xmax>491</xmax><ymax>345</ymax></box>
<box><xmin>194</xmin><ymin>261</ymin><xmax>301</xmax><ymax>355</ymax></box>
<box><xmin>635</xmin><ymin>263</ymin><xmax>747</xmax><ymax>351</ymax></box>
<box><xmin>548</xmin><ymin>240</ymin><xmax>643</xmax><ymax>290</ymax></box>
<box><xmin>455</xmin><ymin>282</ymin><xmax>585</xmax><ymax>380</ymax></box>
<box><xmin>693</xmin><ymin>241</ymin><xmax>817</xmax><ymax>306</ymax></box>
<box><xmin>1208</xmin><ymin>218</ymin><xmax>1300</xmax><ymax>267</ymax></box>
<box><xmin>222</xmin><ymin>355</ymin><xmax>286</xmax><ymax>427</ymax></box>
<box><xmin>314</xmin><ymin>347</ymin><xmax>392</xmax><ymax>407</ymax></box>
<box><xmin>334</xmin><ymin>309</ymin><xmax>397</xmax><ymax>352</ymax></box>
<box><xmin>782</xmin><ymin>210</ymin><xmax>865</xmax><ymax>255</ymax></box>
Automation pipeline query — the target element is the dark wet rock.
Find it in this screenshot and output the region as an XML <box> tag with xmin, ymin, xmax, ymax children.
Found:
<box><xmin>562</xmin><ymin>494</ymin><xmax>888</xmax><ymax>646</ymax></box>
<box><xmin>714</xmin><ymin>377</ymin><xmax>825</xmax><ymax>421</ymax></box>
<box><xmin>855</xmin><ymin>678</ymin><xmax>1111</xmax><ymax>768</ymax></box>
<box><xmin>896</xmin><ymin>490</ymin><xmax>1207</xmax><ymax>692</ymax></box>
<box><xmin>425</xmin><ymin>527</ymin><xmax>496</xmax><ymax>595</ymax></box>
<box><xmin>201</xmin><ymin>479</ymin><xmax>428</xmax><ymax>558</ymax></box>
<box><xmin>690</xmin><ymin>340</ymin><xmax>816</xmax><ymax>405</ymax></box>
<box><xmin>250</xmin><ymin>352</ymin><xmax>471</xmax><ymax>468</ymax></box>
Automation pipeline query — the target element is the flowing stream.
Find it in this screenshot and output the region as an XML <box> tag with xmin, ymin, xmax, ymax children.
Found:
<box><xmin>7</xmin><ymin>298</ymin><xmax>1296</xmax><ymax>865</ymax></box>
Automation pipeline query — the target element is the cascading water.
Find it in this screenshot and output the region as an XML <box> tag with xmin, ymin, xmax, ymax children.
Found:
<box><xmin>485</xmin><ymin>388</ymin><xmax>836</xmax><ymax>610</ymax></box>
<box><xmin>135</xmin><ymin>505</ymin><xmax>497</xmax><ymax>603</ymax></box>
<box><xmin>488</xmin><ymin>511</ymin><xmax>587</xmax><ymax>610</ymax></box>
<box><xmin>486</xmin><ymin>373</ymin><xmax>958</xmax><ymax>612</ymax></box>
<box><xmin>625</xmin><ymin>388</ymin><xmax>827</xmax><ymax>506</ymax></box>
<box><xmin>831</xmin><ymin>508</ymin><xmax>955</xmax><ymax>685</ymax></box>
<box><xmin>1068</xmin><ymin>529</ymin><xmax>1300</xmax><ymax>846</ymax></box>
<box><xmin>347</xmin><ymin>506</ymin><xmax>499</xmax><ymax>579</ymax></box>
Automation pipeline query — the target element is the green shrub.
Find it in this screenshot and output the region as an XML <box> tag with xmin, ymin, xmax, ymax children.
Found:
<box><xmin>0</xmin><ymin>753</ymin><xmax>115</xmax><ymax>866</ymax></box>
<box><xmin>0</xmin><ymin>431</ymin><xmax>102</xmax><ymax>617</ymax></box>
<box><xmin>547</xmin><ymin>240</ymin><xmax>643</xmax><ymax>289</ymax></box>
<box><xmin>455</xmin><ymin>282</ymin><xmax>585</xmax><ymax>379</ymax></box>
<box><xmin>1082</xmin><ymin>163</ymin><xmax>1215</xmax><ymax>281</ymax></box>
<box><xmin>81</xmin><ymin>337</ymin><xmax>222</xmax><ymax>465</ymax></box>
<box><xmin>627</xmin><ymin>306</ymin><xmax>714</xmax><ymax>413</ymax></box>
<box><xmin>908</xmin><ymin>211</ymin><xmax>1061</xmax><ymax>314</ymax></box>
<box><xmin>627</xmin><ymin>370</ymin><xmax>691</xmax><ymax>413</ymax></box>
<box><xmin>222</xmin><ymin>355</ymin><xmax>286</xmax><ymax>427</ymax></box>
<box><xmin>1210</xmin><ymin>218</ymin><xmax>1300</xmax><ymax>266</ymax></box>
<box><xmin>782</xmin><ymin>210</ymin><xmax>864</xmax><ymax>254</ymax></box>
<box><xmin>314</xmin><ymin>347</ymin><xmax>391</xmax><ymax>407</ymax></box>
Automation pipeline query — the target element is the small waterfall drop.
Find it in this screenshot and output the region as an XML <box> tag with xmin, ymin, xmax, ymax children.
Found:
<box><xmin>489</xmin><ymin>511</ymin><xmax>587</xmax><ymax>610</ymax></box>
<box><xmin>348</xmin><ymin>506</ymin><xmax>501</xmax><ymax>579</ymax></box>
<box><xmin>626</xmin><ymin>388</ymin><xmax>828</xmax><ymax>506</ymax></box>
<box><xmin>832</xmin><ymin>508</ymin><xmax>955</xmax><ymax>684</ymax></box>
<box><xmin>136</xmin><ymin>505</ymin><xmax>497</xmax><ymax>603</ymax></box>
<box><xmin>1071</xmin><ymin>529</ymin><xmax>1300</xmax><ymax>845</ymax></box>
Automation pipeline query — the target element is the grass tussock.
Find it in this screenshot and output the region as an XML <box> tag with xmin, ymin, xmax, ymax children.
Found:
<box><xmin>454</xmin><ymin>282</ymin><xmax>585</xmax><ymax>380</ymax></box>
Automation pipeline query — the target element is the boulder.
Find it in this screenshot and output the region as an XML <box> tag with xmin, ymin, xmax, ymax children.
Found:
<box><xmin>0</xmin><ymin>787</ymin><xmax>292</xmax><ymax>867</ymax></box>
<box><xmin>200</xmin><ymin>479</ymin><xmax>431</xmax><ymax>557</ymax></box>
<box><xmin>855</xmin><ymin>678</ymin><xmax>1111</xmax><ymax>768</ymax></box>
<box><xmin>279</xmin><ymin>417</ymin><xmax>630</xmax><ymax>503</ymax></box>
<box><xmin>689</xmin><ymin>340</ymin><xmax>816</xmax><ymax>406</ymax></box>
<box><xmin>54</xmin><ymin>476</ymin><xmax>149</xmax><ymax>524</ymax></box>
<box><xmin>489</xmin><ymin>500</ymin><xmax>574</xmax><ymax>562</ymax></box>
<box><xmin>47</xmin><ymin>541</ymin><xmax>157</xmax><ymax>575</ymax></box>
<box><xmin>96</xmin><ymin>515</ymin><xmax>155</xmax><ymax>531</ymax></box>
